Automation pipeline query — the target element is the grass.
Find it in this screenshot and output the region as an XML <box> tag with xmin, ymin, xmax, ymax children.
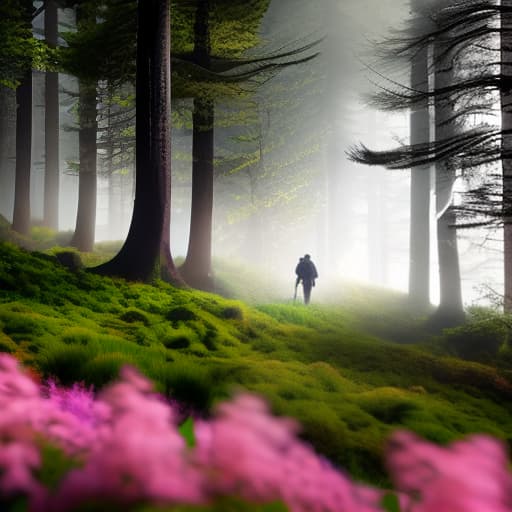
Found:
<box><xmin>1</xmin><ymin>240</ymin><xmax>512</xmax><ymax>486</ymax></box>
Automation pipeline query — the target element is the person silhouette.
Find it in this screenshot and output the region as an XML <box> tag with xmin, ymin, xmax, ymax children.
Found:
<box><xmin>294</xmin><ymin>254</ymin><xmax>318</xmax><ymax>304</ymax></box>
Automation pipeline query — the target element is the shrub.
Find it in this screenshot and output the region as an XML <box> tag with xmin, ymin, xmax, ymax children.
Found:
<box><xmin>440</xmin><ymin>308</ymin><xmax>510</xmax><ymax>362</ymax></box>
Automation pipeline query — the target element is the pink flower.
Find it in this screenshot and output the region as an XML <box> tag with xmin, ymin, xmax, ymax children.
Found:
<box><xmin>387</xmin><ymin>430</ymin><xmax>512</xmax><ymax>512</ymax></box>
<box><xmin>195</xmin><ymin>393</ymin><xmax>382</xmax><ymax>512</ymax></box>
<box><xmin>55</xmin><ymin>366</ymin><xmax>204</xmax><ymax>510</ymax></box>
<box><xmin>0</xmin><ymin>441</ymin><xmax>41</xmax><ymax>495</ymax></box>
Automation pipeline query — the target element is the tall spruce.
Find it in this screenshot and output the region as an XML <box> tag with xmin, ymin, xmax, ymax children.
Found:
<box><xmin>12</xmin><ymin>0</ymin><xmax>35</xmax><ymax>236</ymax></box>
<box><xmin>408</xmin><ymin>0</ymin><xmax>432</xmax><ymax>308</ymax></box>
<box><xmin>93</xmin><ymin>0</ymin><xmax>182</xmax><ymax>283</ymax></box>
<box><xmin>179</xmin><ymin>0</ymin><xmax>216</xmax><ymax>289</ymax></box>
<box><xmin>432</xmin><ymin>25</ymin><xmax>464</xmax><ymax>326</ymax></box>
<box><xmin>347</xmin><ymin>0</ymin><xmax>512</xmax><ymax>314</ymax></box>
<box><xmin>68</xmin><ymin>2</ymin><xmax>98</xmax><ymax>252</ymax></box>
<box><xmin>172</xmin><ymin>0</ymin><xmax>319</xmax><ymax>289</ymax></box>
<box><xmin>43</xmin><ymin>0</ymin><xmax>60</xmax><ymax>231</ymax></box>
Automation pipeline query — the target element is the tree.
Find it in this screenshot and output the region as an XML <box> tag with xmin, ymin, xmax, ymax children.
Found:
<box><xmin>172</xmin><ymin>0</ymin><xmax>320</xmax><ymax>289</ymax></box>
<box><xmin>0</xmin><ymin>2</ymin><xmax>31</xmax><ymax>230</ymax></box>
<box><xmin>0</xmin><ymin>87</ymin><xmax>16</xmax><ymax>221</ymax></box>
<box><xmin>0</xmin><ymin>0</ymin><xmax>35</xmax><ymax>89</ymax></box>
<box><xmin>43</xmin><ymin>0</ymin><xmax>60</xmax><ymax>231</ymax></box>
<box><xmin>11</xmin><ymin>0</ymin><xmax>36</xmax><ymax>237</ymax></box>
<box><xmin>177</xmin><ymin>0</ymin><xmax>216</xmax><ymax>289</ymax></box>
<box><xmin>431</xmin><ymin>25</ymin><xmax>464</xmax><ymax>326</ymax></box>
<box><xmin>0</xmin><ymin>0</ymin><xmax>57</xmax><ymax>236</ymax></box>
<box><xmin>93</xmin><ymin>0</ymin><xmax>182</xmax><ymax>283</ymax></box>
<box><xmin>502</xmin><ymin>0</ymin><xmax>512</xmax><ymax>309</ymax></box>
<box><xmin>408</xmin><ymin>0</ymin><xmax>432</xmax><ymax>309</ymax></box>
<box><xmin>60</xmin><ymin>0</ymin><xmax>137</xmax><ymax>251</ymax></box>
<box><xmin>65</xmin><ymin>2</ymin><xmax>99</xmax><ymax>252</ymax></box>
<box><xmin>347</xmin><ymin>0</ymin><xmax>512</xmax><ymax>313</ymax></box>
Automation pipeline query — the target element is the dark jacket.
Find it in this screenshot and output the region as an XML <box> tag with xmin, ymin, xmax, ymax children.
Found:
<box><xmin>295</xmin><ymin>259</ymin><xmax>318</xmax><ymax>282</ymax></box>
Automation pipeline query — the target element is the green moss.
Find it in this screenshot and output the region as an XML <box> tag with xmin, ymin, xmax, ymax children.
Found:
<box><xmin>166</xmin><ymin>306</ymin><xmax>198</xmax><ymax>324</ymax></box>
<box><xmin>163</xmin><ymin>336</ymin><xmax>191</xmax><ymax>350</ymax></box>
<box><xmin>119</xmin><ymin>308</ymin><xmax>150</xmax><ymax>326</ymax></box>
<box><xmin>356</xmin><ymin>387</ymin><xmax>419</xmax><ymax>425</ymax></box>
<box><xmin>82</xmin><ymin>352</ymin><xmax>129</xmax><ymax>387</ymax></box>
<box><xmin>39</xmin><ymin>345</ymin><xmax>94</xmax><ymax>385</ymax></box>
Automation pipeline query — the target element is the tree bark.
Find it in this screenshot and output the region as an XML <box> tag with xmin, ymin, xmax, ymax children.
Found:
<box><xmin>12</xmin><ymin>70</ymin><xmax>32</xmax><ymax>236</ymax></box>
<box><xmin>70</xmin><ymin>4</ymin><xmax>98</xmax><ymax>252</ymax></box>
<box><xmin>431</xmin><ymin>34</ymin><xmax>464</xmax><ymax>327</ymax></box>
<box><xmin>502</xmin><ymin>0</ymin><xmax>512</xmax><ymax>311</ymax></box>
<box><xmin>43</xmin><ymin>0</ymin><xmax>60</xmax><ymax>231</ymax></box>
<box><xmin>180</xmin><ymin>97</ymin><xmax>215</xmax><ymax>289</ymax></box>
<box><xmin>408</xmin><ymin>40</ymin><xmax>431</xmax><ymax>308</ymax></box>
<box><xmin>93</xmin><ymin>0</ymin><xmax>182</xmax><ymax>284</ymax></box>
<box><xmin>180</xmin><ymin>0</ymin><xmax>215</xmax><ymax>290</ymax></box>
<box><xmin>0</xmin><ymin>86</ymin><xmax>16</xmax><ymax>221</ymax></box>
<box><xmin>70</xmin><ymin>79</ymin><xmax>97</xmax><ymax>251</ymax></box>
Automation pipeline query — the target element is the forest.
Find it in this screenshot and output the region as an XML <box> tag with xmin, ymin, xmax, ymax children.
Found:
<box><xmin>1</xmin><ymin>0</ymin><xmax>512</xmax><ymax>511</ymax></box>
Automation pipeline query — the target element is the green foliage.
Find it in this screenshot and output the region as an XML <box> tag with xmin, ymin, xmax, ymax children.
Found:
<box><xmin>436</xmin><ymin>307</ymin><xmax>510</xmax><ymax>363</ymax></box>
<box><xmin>60</xmin><ymin>0</ymin><xmax>136</xmax><ymax>85</ymax></box>
<box><xmin>133</xmin><ymin>498</ymin><xmax>288</xmax><ymax>512</ymax></box>
<box><xmin>36</xmin><ymin>442</ymin><xmax>80</xmax><ymax>491</ymax></box>
<box><xmin>171</xmin><ymin>0</ymin><xmax>271</xmax><ymax>100</ymax></box>
<box><xmin>0</xmin><ymin>0</ymin><xmax>58</xmax><ymax>88</ymax></box>
<box><xmin>381</xmin><ymin>493</ymin><xmax>401</xmax><ymax>512</ymax></box>
<box><xmin>179</xmin><ymin>417</ymin><xmax>196</xmax><ymax>448</ymax></box>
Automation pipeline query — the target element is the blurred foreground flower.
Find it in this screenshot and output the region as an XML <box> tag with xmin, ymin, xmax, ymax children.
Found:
<box><xmin>387</xmin><ymin>430</ymin><xmax>512</xmax><ymax>512</ymax></box>
<box><xmin>0</xmin><ymin>353</ymin><xmax>511</xmax><ymax>512</ymax></box>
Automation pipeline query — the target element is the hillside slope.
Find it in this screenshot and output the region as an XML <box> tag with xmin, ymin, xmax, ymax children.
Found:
<box><xmin>0</xmin><ymin>241</ymin><xmax>511</xmax><ymax>484</ymax></box>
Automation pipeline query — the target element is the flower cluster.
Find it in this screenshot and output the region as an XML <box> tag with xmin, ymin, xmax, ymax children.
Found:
<box><xmin>0</xmin><ymin>353</ymin><xmax>511</xmax><ymax>512</ymax></box>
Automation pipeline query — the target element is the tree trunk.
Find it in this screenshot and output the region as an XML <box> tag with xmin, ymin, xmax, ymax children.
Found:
<box><xmin>43</xmin><ymin>0</ymin><xmax>60</xmax><ymax>231</ymax></box>
<box><xmin>180</xmin><ymin>98</ymin><xmax>214</xmax><ymax>288</ymax></box>
<box><xmin>431</xmin><ymin>34</ymin><xmax>464</xmax><ymax>327</ymax></box>
<box><xmin>180</xmin><ymin>0</ymin><xmax>215</xmax><ymax>290</ymax></box>
<box><xmin>70</xmin><ymin>80</ymin><xmax>97</xmax><ymax>251</ymax></box>
<box><xmin>0</xmin><ymin>86</ymin><xmax>16</xmax><ymax>221</ymax></box>
<box><xmin>93</xmin><ymin>0</ymin><xmax>182</xmax><ymax>284</ymax></box>
<box><xmin>12</xmin><ymin>70</ymin><xmax>32</xmax><ymax>236</ymax></box>
<box><xmin>408</xmin><ymin>29</ymin><xmax>431</xmax><ymax>308</ymax></box>
<box><xmin>502</xmin><ymin>0</ymin><xmax>512</xmax><ymax>311</ymax></box>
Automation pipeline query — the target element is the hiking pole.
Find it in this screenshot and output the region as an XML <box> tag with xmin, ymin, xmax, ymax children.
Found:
<box><xmin>293</xmin><ymin>280</ymin><xmax>299</xmax><ymax>302</ymax></box>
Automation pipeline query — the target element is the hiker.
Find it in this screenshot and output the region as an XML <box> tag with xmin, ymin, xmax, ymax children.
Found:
<box><xmin>295</xmin><ymin>254</ymin><xmax>318</xmax><ymax>305</ymax></box>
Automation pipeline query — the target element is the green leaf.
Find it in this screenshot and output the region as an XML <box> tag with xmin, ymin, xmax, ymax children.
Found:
<box><xmin>36</xmin><ymin>441</ymin><xmax>82</xmax><ymax>491</ymax></box>
<box><xmin>179</xmin><ymin>416</ymin><xmax>196</xmax><ymax>448</ymax></box>
<box><xmin>381</xmin><ymin>492</ymin><xmax>401</xmax><ymax>512</ymax></box>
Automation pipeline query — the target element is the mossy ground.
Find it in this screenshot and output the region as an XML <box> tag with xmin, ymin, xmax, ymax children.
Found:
<box><xmin>1</xmin><ymin>240</ymin><xmax>512</xmax><ymax>486</ymax></box>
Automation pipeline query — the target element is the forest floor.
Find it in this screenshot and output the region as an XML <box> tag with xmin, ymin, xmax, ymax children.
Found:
<box><xmin>0</xmin><ymin>238</ymin><xmax>512</xmax><ymax>486</ymax></box>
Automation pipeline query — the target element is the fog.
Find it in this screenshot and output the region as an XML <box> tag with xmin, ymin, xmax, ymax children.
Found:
<box><xmin>0</xmin><ymin>0</ymin><xmax>505</xmax><ymax>307</ymax></box>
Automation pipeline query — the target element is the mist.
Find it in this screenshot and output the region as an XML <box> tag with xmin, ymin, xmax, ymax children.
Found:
<box><xmin>0</xmin><ymin>0</ymin><xmax>505</xmax><ymax>307</ymax></box>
